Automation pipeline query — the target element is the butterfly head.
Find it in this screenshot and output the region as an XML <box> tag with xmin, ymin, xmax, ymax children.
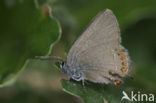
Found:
<box><xmin>60</xmin><ymin>61</ymin><xmax>66</xmax><ymax>69</ymax></box>
<box><xmin>60</xmin><ymin>61</ymin><xmax>70</xmax><ymax>74</ymax></box>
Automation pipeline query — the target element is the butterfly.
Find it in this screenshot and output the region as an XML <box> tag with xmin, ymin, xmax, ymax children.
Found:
<box><xmin>37</xmin><ymin>9</ymin><xmax>131</xmax><ymax>85</ymax></box>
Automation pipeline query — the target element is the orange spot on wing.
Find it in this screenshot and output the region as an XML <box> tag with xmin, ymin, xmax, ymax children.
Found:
<box><xmin>115</xmin><ymin>80</ymin><xmax>121</xmax><ymax>85</ymax></box>
<box><xmin>121</xmin><ymin>56</ymin><xmax>125</xmax><ymax>60</ymax></box>
<box><xmin>122</xmin><ymin>62</ymin><xmax>127</xmax><ymax>66</ymax></box>
<box><xmin>121</xmin><ymin>67</ymin><xmax>126</xmax><ymax>72</ymax></box>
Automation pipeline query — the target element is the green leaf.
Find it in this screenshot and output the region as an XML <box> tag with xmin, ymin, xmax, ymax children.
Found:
<box><xmin>61</xmin><ymin>79</ymin><xmax>104</xmax><ymax>103</ymax></box>
<box><xmin>0</xmin><ymin>0</ymin><xmax>61</xmax><ymax>86</ymax></box>
<box><xmin>61</xmin><ymin>79</ymin><xmax>131</xmax><ymax>103</ymax></box>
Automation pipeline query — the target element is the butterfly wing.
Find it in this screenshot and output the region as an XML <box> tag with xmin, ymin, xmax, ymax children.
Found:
<box><xmin>66</xmin><ymin>9</ymin><xmax>130</xmax><ymax>83</ymax></box>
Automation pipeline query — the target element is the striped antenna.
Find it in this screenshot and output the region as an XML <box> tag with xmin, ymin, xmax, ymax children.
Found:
<box><xmin>35</xmin><ymin>56</ymin><xmax>64</xmax><ymax>62</ymax></box>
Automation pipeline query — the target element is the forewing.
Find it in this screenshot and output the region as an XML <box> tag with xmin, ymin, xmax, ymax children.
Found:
<box><xmin>67</xmin><ymin>9</ymin><xmax>130</xmax><ymax>83</ymax></box>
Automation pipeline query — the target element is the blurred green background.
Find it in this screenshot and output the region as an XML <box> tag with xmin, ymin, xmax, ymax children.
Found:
<box><xmin>0</xmin><ymin>0</ymin><xmax>156</xmax><ymax>103</ymax></box>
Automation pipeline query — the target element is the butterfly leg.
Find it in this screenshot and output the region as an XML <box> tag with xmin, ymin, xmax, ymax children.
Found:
<box><xmin>82</xmin><ymin>78</ymin><xmax>85</xmax><ymax>86</ymax></box>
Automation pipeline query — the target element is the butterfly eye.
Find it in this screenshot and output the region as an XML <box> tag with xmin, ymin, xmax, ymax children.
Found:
<box><xmin>60</xmin><ymin>61</ymin><xmax>65</xmax><ymax>69</ymax></box>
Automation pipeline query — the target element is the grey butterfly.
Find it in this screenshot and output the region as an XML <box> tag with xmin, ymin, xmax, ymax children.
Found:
<box><xmin>37</xmin><ymin>9</ymin><xmax>131</xmax><ymax>85</ymax></box>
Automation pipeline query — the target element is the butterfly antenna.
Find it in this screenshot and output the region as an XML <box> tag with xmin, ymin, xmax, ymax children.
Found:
<box><xmin>35</xmin><ymin>55</ymin><xmax>64</xmax><ymax>62</ymax></box>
